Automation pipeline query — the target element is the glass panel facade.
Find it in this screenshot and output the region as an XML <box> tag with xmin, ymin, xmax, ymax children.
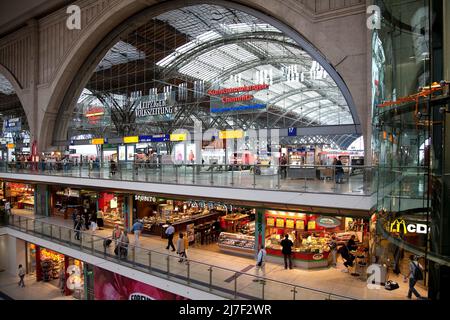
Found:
<box><xmin>69</xmin><ymin>4</ymin><xmax>357</xmax><ymax>157</ymax></box>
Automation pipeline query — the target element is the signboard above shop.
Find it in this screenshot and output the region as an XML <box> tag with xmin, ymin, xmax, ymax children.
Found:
<box><xmin>3</xmin><ymin>118</ymin><xmax>21</xmax><ymax>132</ymax></box>
<box><xmin>138</xmin><ymin>134</ymin><xmax>170</xmax><ymax>143</ymax></box>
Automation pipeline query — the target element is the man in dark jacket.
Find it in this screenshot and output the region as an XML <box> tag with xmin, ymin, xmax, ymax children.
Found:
<box><xmin>280</xmin><ymin>234</ymin><xmax>294</xmax><ymax>269</ymax></box>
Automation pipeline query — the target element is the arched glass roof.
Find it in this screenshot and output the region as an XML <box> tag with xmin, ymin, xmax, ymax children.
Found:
<box><xmin>70</xmin><ymin>4</ymin><xmax>358</xmax><ymax>148</ymax></box>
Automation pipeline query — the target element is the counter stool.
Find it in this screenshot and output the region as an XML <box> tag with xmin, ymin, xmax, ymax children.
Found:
<box><xmin>355</xmin><ymin>255</ymin><xmax>368</xmax><ymax>280</ymax></box>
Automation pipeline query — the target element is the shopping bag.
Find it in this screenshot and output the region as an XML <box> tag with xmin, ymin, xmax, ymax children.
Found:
<box><xmin>91</xmin><ymin>221</ymin><xmax>97</xmax><ymax>231</ymax></box>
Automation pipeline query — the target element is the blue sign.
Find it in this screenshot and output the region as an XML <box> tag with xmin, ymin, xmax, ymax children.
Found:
<box><xmin>139</xmin><ymin>134</ymin><xmax>170</xmax><ymax>143</ymax></box>
<box><xmin>3</xmin><ymin>118</ymin><xmax>21</xmax><ymax>132</ymax></box>
<box><xmin>288</xmin><ymin>127</ymin><xmax>297</xmax><ymax>136</ymax></box>
<box><xmin>211</xmin><ymin>104</ymin><xmax>266</xmax><ymax>113</ymax></box>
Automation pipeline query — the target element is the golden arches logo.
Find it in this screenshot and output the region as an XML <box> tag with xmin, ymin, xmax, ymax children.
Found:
<box><xmin>390</xmin><ymin>219</ymin><xmax>407</xmax><ymax>234</ymax></box>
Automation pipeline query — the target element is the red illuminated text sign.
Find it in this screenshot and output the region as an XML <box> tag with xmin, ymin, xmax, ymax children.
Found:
<box><xmin>208</xmin><ymin>84</ymin><xmax>269</xmax><ymax>96</ymax></box>
<box><xmin>221</xmin><ymin>94</ymin><xmax>254</xmax><ymax>103</ymax></box>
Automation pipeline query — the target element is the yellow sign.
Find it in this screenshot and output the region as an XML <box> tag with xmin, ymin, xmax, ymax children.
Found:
<box><xmin>219</xmin><ymin>130</ymin><xmax>243</xmax><ymax>139</ymax></box>
<box><xmin>7</xmin><ymin>143</ymin><xmax>15</xmax><ymax>149</ymax></box>
<box><xmin>170</xmin><ymin>133</ymin><xmax>187</xmax><ymax>141</ymax></box>
<box><xmin>390</xmin><ymin>219</ymin><xmax>407</xmax><ymax>234</ymax></box>
<box><xmin>91</xmin><ymin>138</ymin><xmax>104</xmax><ymax>145</ymax></box>
<box><xmin>276</xmin><ymin>218</ymin><xmax>285</xmax><ymax>228</ymax></box>
<box><xmin>307</xmin><ymin>220</ymin><xmax>316</xmax><ymax>230</ymax></box>
<box><xmin>296</xmin><ymin>220</ymin><xmax>305</xmax><ymax>230</ymax></box>
<box><xmin>286</xmin><ymin>219</ymin><xmax>294</xmax><ymax>229</ymax></box>
<box><xmin>266</xmin><ymin>217</ymin><xmax>275</xmax><ymax>227</ymax></box>
<box><xmin>123</xmin><ymin>136</ymin><xmax>139</xmax><ymax>143</ymax></box>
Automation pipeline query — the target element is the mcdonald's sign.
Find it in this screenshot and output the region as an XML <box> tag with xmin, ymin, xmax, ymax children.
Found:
<box><xmin>389</xmin><ymin>219</ymin><xmax>428</xmax><ymax>234</ymax></box>
<box><xmin>390</xmin><ymin>219</ymin><xmax>407</xmax><ymax>234</ymax></box>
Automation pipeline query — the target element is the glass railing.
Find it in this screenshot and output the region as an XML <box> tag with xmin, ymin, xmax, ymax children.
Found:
<box><xmin>5</xmin><ymin>214</ymin><xmax>355</xmax><ymax>300</ymax></box>
<box><xmin>0</xmin><ymin>160</ymin><xmax>377</xmax><ymax>195</ymax></box>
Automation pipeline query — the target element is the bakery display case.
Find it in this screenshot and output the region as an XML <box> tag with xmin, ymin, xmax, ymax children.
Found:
<box><xmin>218</xmin><ymin>232</ymin><xmax>255</xmax><ymax>256</ymax></box>
<box><xmin>103</xmin><ymin>209</ymin><xmax>124</xmax><ymax>227</ymax></box>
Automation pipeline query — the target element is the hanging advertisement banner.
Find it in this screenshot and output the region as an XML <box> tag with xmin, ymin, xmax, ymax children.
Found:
<box><xmin>94</xmin><ymin>266</ymin><xmax>188</xmax><ymax>300</ymax></box>
<box><xmin>209</xmin><ymin>84</ymin><xmax>269</xmax><ymax>114</ymax></box>
<box><xmin>134</xmin><ymin>93</ymin><xmax>175</xmax><ymax>123</ymax></box>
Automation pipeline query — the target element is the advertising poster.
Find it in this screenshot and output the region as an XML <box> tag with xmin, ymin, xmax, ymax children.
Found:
<box><xmin>127</xmin><ymin>145</ymin><xmax>135</xmax><ymax>161</ymax></box>
<box><xmin>118</xmin><ymin>145</ymin><xmax>126</xmax><ymax>161</ymax></box>
<box><xmin>94</xmin><ymin>266</ymin><xmax>188</xmax><ymax>300</ymax></box>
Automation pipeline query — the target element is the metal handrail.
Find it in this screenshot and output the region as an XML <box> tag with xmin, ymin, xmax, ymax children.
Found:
<box><xmin>6</xmin><ymin>214</ymin><xmax>355</xmax><ymax>300</ymax></box>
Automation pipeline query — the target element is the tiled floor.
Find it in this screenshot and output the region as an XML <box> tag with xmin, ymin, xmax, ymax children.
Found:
<box><xmin>9</xmin><ymin>212</ymin><xmax>428</xmax><ymax>300</ymax></box>
<box><xmin>0</xmin><ymin>272</ymin><xmax>75</xmax><ymax>300</ymax></box>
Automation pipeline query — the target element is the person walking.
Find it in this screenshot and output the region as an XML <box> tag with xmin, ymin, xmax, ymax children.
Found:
<box><xmin>5</xmin><ymin>200</ymin><xmax>11</xmax><ymax>216</ymax></box>
<box><xmin>18</xmin><ymin>264</ymin><xmax>25</xmax><ymax>287</ymax></box>
<box><xmin>131</xmin><ymin>219</ymin><xmax>144</xmax><ymax>247</ymax></box>
<box><xmin>74</xmin><ymin>215</ymin><xmax>82</xmax><ymax>240</ymax></box>
<box><xmin>72</xmin><ymin>209</ymin><xmax>78</xmax><ymax>229</ymax></box>
<box><xmin>89</xmin><ymin>210</ymin><xmax>97</xmax><ymax>232</ymax></box>
<box><xmin>176</xmin><ymin>233</ymin><xmax>187</xmax><ymax>262</ymax></box>
<box><xmin>280</xmin><ymin>234</ymin><xmax>293</xmax><ymax>269</ymax></box>
<box><xmin>253</xmin><ymin>245</ymin><xmax>267</xmax><ymax>281</ymax></box>
<box><xmin>280</xmin><ymin>154</ymin><xmax>288</xmax><ymax>179</ymax></box>
<box><xmin>96</xmin><ymin>210</ymin><xmax>104</xmax><ymax>230</ymax></box>
<box><xmin>335</xmin><ymin>158</ymin><xmax>344</xmax><ymax>184</ymax></box>
<box><xmin>405</xmin><ymin>255</ymin><xmax>426</xmax><ymax>299</ymax></box>
<box><xmin>165</xmin><ymin>222</ymin><xmax>176</xmax><ymax>251</ymax></box>
<box><xmin>118</xmin><ymin>230</ymin><xmax>130</xmax><ymax>259</ymax></box>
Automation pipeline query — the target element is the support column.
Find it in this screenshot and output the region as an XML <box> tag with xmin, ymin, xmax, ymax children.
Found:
<box><xmin>444</xmin><ymin>0</ymin><xmax>450</xmax><ymax>81</ymax></box>
<box><xmin>124</xmin><ymin>194</ymin><xmax>133</xmax><ymax>232</ymax></box>
<box><xmin>34</xmin><ymin>184</ymin><xmax>50</xmax><ymax>217</ymax></box>
<box><xmin>35</xmin><ymin>245</ymin><xmax>42</xmax><ymax>281</ymax></box>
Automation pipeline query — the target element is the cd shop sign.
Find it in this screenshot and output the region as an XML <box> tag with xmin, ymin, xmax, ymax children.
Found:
<box><xmin>135</xmin><ymin>99</ymin><xmax>173</xmax><ymax>117</ymax></box>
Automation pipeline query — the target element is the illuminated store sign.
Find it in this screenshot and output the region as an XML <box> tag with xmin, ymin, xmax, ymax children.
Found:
<box><xmin>219</xmin><ymin>130</ymin><xmax>244</xmax><ymax>139</ymax></box>
<box><xmin>207</xmin><ymin>84</ymin><xmax>269</xmax><ymax>96</ymax></box>
<box><xmin>221</xmin><ymin>94</ymin><xmax>253</xmax><ymax>103</ymax></box>
<box><xmin>170</xmin><ymin>133</ymin><xmax>187</xmax><ymax>141</ymax></box>
<box><xmin>316</xmin><ymin>216</ymin><xmax>341</xmax><ymax>228</ymax></box>
<box><xmin>389</xmin><ymin>219</ymin><xmax>428</xmax><ymax>234</ymax></box>
<box><xmin>211</xmin><ymin>103</ymin><xmax>266</xmax><ymax>113</ymax></box>
<box><xmin>91</xmin><ymin>138</ymin><xmax>105</xmax><ymax>145</ymax></box>
<box><xmin>135</xmin><ymin>195</ymin><xmax>157</xmax><ymax>202</ymax></box>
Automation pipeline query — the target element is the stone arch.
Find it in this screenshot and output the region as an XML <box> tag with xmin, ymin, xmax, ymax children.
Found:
<box><xmin>41</xmin><ymin>0</ymin><xmax>364</xmax><ymax>151</ymax></box>
<box><xmin>0</xmin><ymin>62</ymin><xmax>33</xmax><ymax>135</ymax></box>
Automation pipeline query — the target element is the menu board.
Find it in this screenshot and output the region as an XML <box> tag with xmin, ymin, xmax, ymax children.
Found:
<box><xmin>308</xmin><ymin>220</ymin><xmax>316</xmax><ymax>230</ymax></box>
<box><xmin>267</xmin><ymin>217</ymin><xmax>275</xmax><ymax>227</ymax></box>
<box><xmin>296</xmin><ymin>220</ymin><xmax>305</xmax><ymax>230</ymax></box>
<box><xmin>286</xmin><ymin>219</ymin><xmax>294</xmax><ymax>229</ymax></box>
<box><xmin>276</xmin><ymin>218</ymin><xmax>285</xmax><ymax>228</ymax></box>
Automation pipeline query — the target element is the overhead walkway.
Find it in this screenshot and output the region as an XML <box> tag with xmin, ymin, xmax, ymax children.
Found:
<box><xmin>0</xmin><ymin>161</ymin><xmax>376</xmax><ymax>213</ymax></box>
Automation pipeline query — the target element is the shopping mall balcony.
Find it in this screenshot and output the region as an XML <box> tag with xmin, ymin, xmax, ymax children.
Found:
<box><xmin>0</xmin><ymin>160</ymin><xmax>382</xmax><ymax>212</ymax></box>
<box><xmin>0</xmin><ymin>213</ymin><xmax>428</xmax><ymax>300</ymax></box>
